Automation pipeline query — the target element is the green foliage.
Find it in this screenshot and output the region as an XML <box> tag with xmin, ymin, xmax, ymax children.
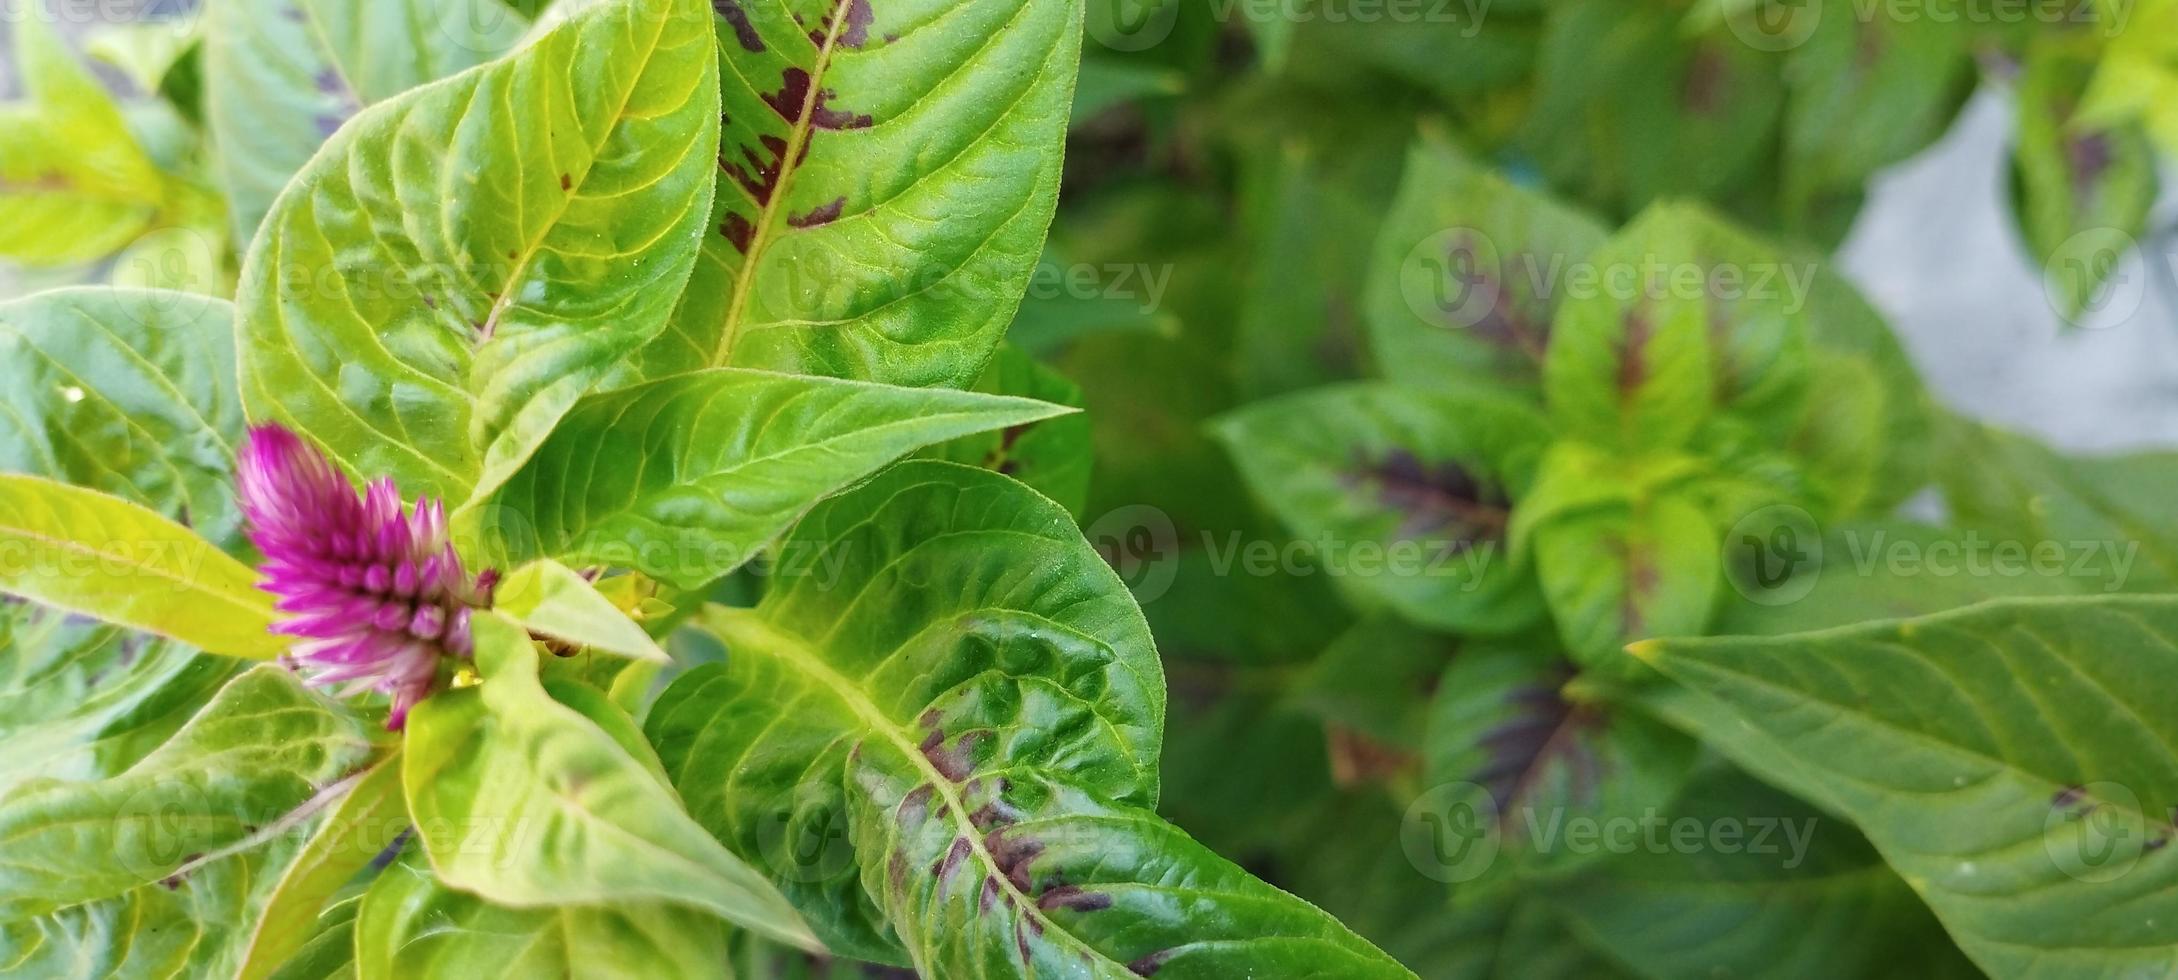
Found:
<box><xmin>6</xmin><ymin>0</ymin><xmax>2178</xmax><ymax>975</ymax></box>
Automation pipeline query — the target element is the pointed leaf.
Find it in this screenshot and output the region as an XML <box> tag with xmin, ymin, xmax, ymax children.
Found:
<box><xmin>0</xmin><ymin>475</ymin><xmax>283</xmax><ymax>658</ymax></box>
<box><xmin>639</xmin><ymin>0</ymin><xmax>1083</xmax><ymax>386</ymax></box>
<box><xmin>236</xmin><ymin>754</ymin><xmax>407</xmax><ymax>980</ymax></box>
<box><xmin>1214</xmin><ymin>383</ymin><xmax>1554</xmax><ymax>634</ymax></box>
<box><xmin>649</xmin><ymin>462</ymin><xmax>1409</xmax><ymax>976</ymax></box>
<box><xmin>1635</xmin><ymin>596</ymin><xmax>2178</xmax><ymax>978</ymax></box>
<box><xmin>467</xmin><ymin>367</ymin><xmax>1071</xmax><ymax>589</ymax></box>
<box><xmin>402</xmin><ymin>613</ymin><xmax>817</xmax><ymax>951</ymax></box>
<box><xmin>492</xmin><ymin>559</ymin><xmax>666</xmax><ymax>662</ymax></box>
<box><xmin>237</xmin><ymin>0</ymin><xmax>722</xmax><ymax>504</ymax></box>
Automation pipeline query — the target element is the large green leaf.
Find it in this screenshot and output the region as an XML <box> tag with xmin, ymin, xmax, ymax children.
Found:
<box><xmin>0</xmin><ymin>8</ymin><xmax>168</xmax><ymax>265</ymax></box>
<box><xmin>0</xmin><ymin>665</ymin><xmax>379</xmax><ymax>918</ymax></box>
<box><xmin>1365</xmin><ymin>132</ymin><xmax>1609</xmax><ymax>399</ymax></box>
<box><xmin>402</xmin><ymin>612</ymin><xmax>817</xmax><ymax>951</ymax></box>
<box><xmin>1214</xmin><ymin>383</ymin><xmax>1555</xmax><ymax>634</ymax></box>
<box><xmin>236</xmin><ymin>0</ymin><xmax>721</xmax><ymax>505</ymax></box>
<box><xmin>0</xmin><ymin>602</ymin><xmax>238</xmax><ymax>797</ymax></box>
<box><xmin>648</xmin><ymin>462</ymin><xmax>1409</xmax><ymax>975</ymax></box>
<box><xmin>354</xmin><ymin>850</ymin><xmax>734</xmax><ymax>980</ymax></box>
<box><xmin>0</xmin><ymin>288</ymin><xmax>247</xmax><ymax>550</ymax></box>
<box><xmin>1543</xmin><ymin>768</ymin><xmax>1977</xmax><ymax>979</ymax></box>
<box><xmin>467</xmin><ymin>367</ymin><xmax>1071</xmax><ymax>589</ymax></box>
<box><xmin>638</xmin><ymin>0</ymin><xmax>1083</xmax><ymax>386</ymax></box>
<box><xmin>203</xmin><ymin>0</ymin><xmax>529</xmax><ymax>246</ymax></box>
<box><xmin>1635</xmin><ymin>596</ymin><xmax>2178</xmax><ymax>978</ymax></box>
<box><xmin>0</xmin><ymin>475</ymin><xmax>282</xmax><ymax>658</ymax></box>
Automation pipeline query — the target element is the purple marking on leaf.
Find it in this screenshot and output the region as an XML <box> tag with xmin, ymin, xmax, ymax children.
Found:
<box><xmin>238</xmin><ymin>425</ymin><xmax>496</xmax><ymax>730</ymax></box>
<box><xmin>1470</xmin><ymin>670</ymin><xmax>1607</xmax><ymax>817</ymax></box>
<box><xmin>933</xmin><ymin>835</ymin><xmax>972</xmax><ymax>884</ymax></box>
<box><xmin>899</xmin><ymin>784</ymin><xmax>935</xmax><ymax>829</ymax></box>
<box><xmin>789</xmin><ymin>196</ymin><xmax>846</xmax><ymax>228</ymax></box>
<box><xmin>1617</xmin><ymin>308</ymin><xmax>1653</xmax><ymax>396</ymax></box>
<box><xmin>2052</xmin><ymin>785</ymin><xmax>2087</xmax><ymax>809</ymax></box>
<box><xmin>766</xmin><ymin>68</ymin><xmax>813</xmax><ymax>122</ymax></box>
<box><xmin>721</xmin><ymin>213</ymin><xmax>756</xmax><ymax>254</ymax></box>
<box><xmin>979</xmin><ymin>873</ymin><xmax>1003</xmax><ymax>912</ymax></box>
<box><xmin>721</xmin><ymin>135</ymin><xmax>788</xmax><ymax>203</ymax></box>
<box><xmin>1037</xmin><ymin>885</ymin><xmax>1112</xmax><ymax>912</ymax></box>
<box><xmin>2069</xmin><ymin>133</ymin><xmax>2114</xmax><ymax>196</ymax></box>
<box><xmin>810</xmin><ymin>90</ymin><xmax>874</xmax><ymax>130</ymax></box>
<box><xmin>986</xmin><ymin>830</ymin><xmax>1044</xmax><ymax>892</ymax></box>
<box><xmin>838</xmin><ymin>0</ymin><xmax>874</xmax><ymax>47</ymax></box>
<box><xmin>1129</xmin><ymin>951</ymin><xmax>1171</xmax><ymax>976</ymax></box>
<box><xmin>1683</xmin><ymin>46</ymin><xmax>1726</xmax><ymax>116</ymax></box>
<box><xmin>1358</xmin><ymin>450</ymin><xmax>1510</xmax><ymax>548</ymax></box>
<box><xmin>713</xmin><ymin>0</ymin><xmax>766</xmax><ymax>52</ymax></box>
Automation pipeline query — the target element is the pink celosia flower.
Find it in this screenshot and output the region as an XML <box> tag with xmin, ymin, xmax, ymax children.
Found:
<box><xmin>237</xmin><ymin>425</ymin><xmax>495</xmax><ymax>729</ymax></box>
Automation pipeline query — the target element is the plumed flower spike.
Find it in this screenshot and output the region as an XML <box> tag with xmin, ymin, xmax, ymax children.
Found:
<box><xmin>238</xmin><ymin>425</ymin><xmax>496</xmax><ymax>730</ymax></box>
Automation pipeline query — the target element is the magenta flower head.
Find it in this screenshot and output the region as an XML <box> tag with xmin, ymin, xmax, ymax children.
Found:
<box><xmin>237</xmin><ymin>425</ymin><xmax>496</xmax><ymax>729</ymax></box>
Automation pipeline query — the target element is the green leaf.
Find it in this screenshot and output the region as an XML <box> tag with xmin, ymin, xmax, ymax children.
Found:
<box><xmin>1534</xmin><ymin>491</ymin><xmax>1720</xmax><ymax>670</ymax></box>
<box><xmin>402</xmin><ymin>612</ymin><xmax>817</xmax><ymax>951</ymax></box>
<box><xmin>0</xmin><ymin>475</ymin><xmax>283</xmax><ymax>658</ymax></box>
<box><xmin>0</xmin><ymin>824</ymin><xmax>315</xmax><ymax>980</ymax></box>
<box><xmin>1635</xmin><ymin>596</ymin><xmax>2178</xmax><ymax>978</ymax></box>
<box><xmin>638</xmin><ymin>0</ymin><xmax>1083</xmax><ymax>387</ymax></box>
<box><xmin>1214</xmin><ymin>383</ymin><xmax>1555</xmax><ymax>634</ymax></box>
<box><xmin>2014</xmin><ymin>38</ymin><xmax>2160</xmax><ymax>326</ymax></box>
<box><xmin>1287</xmin><ymin>616</ymin><xmax>1449</xmax><ymax>752</ymax></box>
<box><xmin>236</xmin><ymin>0</ymin><xmax>722</xmax><ymax>505</ymax></box>
<box><xmin>1779</xmin><ymin>6</ymin><xmax>1971</xmax><ymax>233</ymax></box>
<box><xmin>491</xmin><ymin>559</ymin><xmax>666</xmax><ymax>663</ymax></box>
<box><xmin>1365</xmin><ymin>132</ymin><xmax>1609</xmax><ymax>398</ymax></box>
<box><xmin>0</xmin><ymin>8</ymin><xmax>168</xmax><ymax>266</ymax></box>
<box><xmin>236</xmin><ymin>754</ymin><xmax>406</xmax><ymax>980</ymax></box>
<box><xmin>1523</xmin><ymin>1</ymin><xmax>1783</xmax><ymax>214</ymax></box>
<box><xmin>1543</xmin><ymin>768</ymin><xmax>1977</xmax><ymax>979</ymax></box>
<box><xmin>203</xmin><ymin>0</ymin><xmax>529</xmax><ymax>246</ymax></box>
<box><xmin>2080</xmin><ymin>0</ymin><xmax>2178</xmax><ymax>158</ymax></box>
<box><xmin>0</xmin><ymin>664</ymin><xmax>379</xmax><ymax>918</ymax></box>
<box><xmin>1422</xmin><ymin>641</ymin><xmax>1694</xmax><ymax>886</ymax></box>
<box><xmin>1711</xmin><ymin>520</ymin><xmax>2093</xmax><ymax>637</ymax></box>
<box><xmin>355</xmin><ymin>850</ymin><xmax>734</xmax><ymax>980</ymax></box>
<box><xmin>1792</xmin><ymin>260</ymin><xmax>1932</xmax><ymax>513</ymax></box>
<box><xmin>648</xmin><ymin>462</ymin><xmax>1410</xmax><ymax>976</ymax></box>
<box><xmin>467</xmin><ymin>367</ymin><xmax>1073</xmax><ymax>589</ymax></box>
<box><xmin>921</xmin><ymin>346</ymin><xmax>1093</xmax><ymax>518</ymax></box>
<box><xmin>1934</xmin><ymin>419</ymin><xmax>2178</xmax><ymax>593</ymax></box>
<box><xmin>0</xmin><ymin>288</ymin><xmax>247</xmax><ymax>550</ymax></box>
<box><xmin>645</xmin><ymin>460</ymin><xmax>1160</xmax><ymax>960</ymax></box>
<box><xmin>86</xmin><ymin>16</ymin><xmax>204</xmax><ymax>96</ymax></box>
<box><xmin>0</xmin><ymin>602</ymin><xmax>238</xmax><ymax>797</ymax></box>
